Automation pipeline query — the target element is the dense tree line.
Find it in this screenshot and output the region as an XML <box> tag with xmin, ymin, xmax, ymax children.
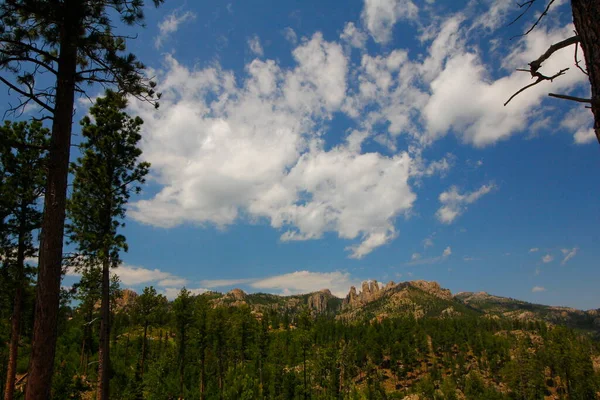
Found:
<box><xmin>3</xmin><ymin>284</ymin><xmax>596</xmax><ymax>399</ymax></box>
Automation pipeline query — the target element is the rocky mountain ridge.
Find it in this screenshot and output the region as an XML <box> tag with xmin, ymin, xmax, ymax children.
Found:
<box><xmin>125</xmin><ymin>280</ymin><xmax>598</xmax><ymax>332</ymax></box>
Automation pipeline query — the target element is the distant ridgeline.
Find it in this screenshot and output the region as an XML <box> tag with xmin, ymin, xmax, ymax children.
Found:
<box><xmin>5</xmin><ymin>280</ymin><xmax>599</xmax><ymax>399</ymax></box>
<box><xmin>182</xmin><ymin>279</ymin><xmax>600</xmax><ymax>334</ymax></box>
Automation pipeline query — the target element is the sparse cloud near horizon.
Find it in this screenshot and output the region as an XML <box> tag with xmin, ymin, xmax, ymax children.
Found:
<box><xmin>561</xmin><ymin>247</ymin><xmax>578</xmax><ymax>265</ymax></box>
<box><xmin>202</xmin><ymin>270</ymin><xmax>359</xmax><ymax>298</ymax></box>
<box><xmin>542</xmin><ymin>254</ymin><xmax>554</xmax><ymax>263</ymax></box>
<box><xmin>532</xmin><ymin>286</ymin><xmax>546</xmax><ymax>293</ymax></box>
<box><xmin>405</xmin><ymin>246</ymin><xmax>452</xmax><ymax>266</ymax></box>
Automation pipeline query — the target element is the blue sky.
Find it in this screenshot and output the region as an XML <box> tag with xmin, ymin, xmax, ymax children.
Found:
<box><xmin>5</xmin><ymin>0</ymin><xmax>599</xmax><ymax>308</ymax></box>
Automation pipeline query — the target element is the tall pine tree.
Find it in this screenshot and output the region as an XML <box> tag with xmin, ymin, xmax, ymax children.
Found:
<box><xmin>0</xmin><ymin>121</ymin><xmax>48</xmax><ymax>400</ymax></box>
<box><xmin>0</xmin><ymin>3</ymin><xmax>162</xmax><ymax>396</ymax></box>
<box><xmin>67</xmin><ymin>91</ymin><xmax>149</xmax><ymax>400</ymax></box>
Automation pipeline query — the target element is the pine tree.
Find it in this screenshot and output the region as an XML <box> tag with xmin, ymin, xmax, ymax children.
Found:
<box><xmin>0</xmin><ymin>121</ymin><xmax>48</xmax><ymax>400</ymax></box>
<box><xmin>0</xmin><ymin>3</ymin><xmax>162</xmax><ymax>396</ymax></box>
<box><xmin>67</xmin><ymin>90</ymin><xmax>149</xmax><ymax>400</ymax></box>
<box><xmin>172</xmin><ymin>288</ymin><xmax>194</xmax><ymax>399</ymax></box>
<box><xmin>133</xmin><ymin>286</ymin><xmax>166</xmax><ymax>376</ymax></box>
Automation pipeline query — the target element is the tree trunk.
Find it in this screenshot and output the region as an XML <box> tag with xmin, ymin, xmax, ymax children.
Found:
<box><xmin>199</xmin><ymin>353</ymin><xmax>205</xmax><ymax>400</ymax></box>
<box><xmin>4</xmin><ymin>206</ymin><xmax>27</xmax><ymax>400</ymax></box>
<box><xmin>179</xmin><ymin>328</ymin><xmax>185</xmax><ymax>399</ymax></box>
<box><xmin>141</xmin><ymin>321</ymin><xmax>148</xmax><ymax>376</ymax></box>
<box><xmin>96</xmin><ymin>258</ymin><xmax>110</xmax><ymax>400</ymax></box>
<box><xmin>571</xmin><ymin>0</ymin><xmax>600</xmax><ymax>144</ymax></box>
<box><xmin>25</xmin><ymin>3</ymin><xmax>79</xmax><ymax>398</ymax></box>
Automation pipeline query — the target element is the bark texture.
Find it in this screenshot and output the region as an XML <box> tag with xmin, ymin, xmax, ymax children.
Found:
<box><xmin>96</xmin><ymin>258</ymin><xmax>110</xmax><ymax>400</ymax></box>
<box><xmin>571</xmin><ymin>0</ymin><xmax>600</xmax><ymax>144</ymax></box>
<box><xmin>25</xmin><ymin>12</ymin><xmax>78</xmax><ymax>397</ymax></box>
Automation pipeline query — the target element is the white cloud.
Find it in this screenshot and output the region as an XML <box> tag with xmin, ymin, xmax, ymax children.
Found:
<box><xmin>560</xmin><ymin>247</ymin><xmax>578</xmax><ymax>265</ymax></box>
<box><xmin>529</xmin><ymin>247</ymin><xmax>539</xmax><ymax>253</ymax></box>
<box><xmin>283</xmin><ymin>27</ymin><xmax>298</xmax><ymax>44</ymax></box>
<box><xmin>532</xmin><ymin>286</ymin><xmax>546</xmax><ymax>293</ymax></box>
<box><xmin>423</xmin><ymin>236</ymin><xmax>434</xmax><ymax>248</ymax></box>
<box><xmin>561</xmin><ymin>107</ymin><xmax>595</xmax><ymax>144</ymax></box>
<box><xmin>66</xmin><ymin>263</ymin><xmax>192</xmax><ymax>296</ymax></box>
<box><xmin>340</xmin><ymin>22</ymin><xmax>368</xmax><ymax>49</ymax></box>
<box><xmin>411</xmin><ymin>253</ymin><xmax>421</xmax><ymax>260</ymax></box>
<box><xmin>129</xmin><ymin>9</ymin><xmax>586</xmax><ymax>260</ymax></box>
<box><xmin>542</xmin><ymin>254</ymin><xmax>554</xmax><ymax>263</ymax></box>
<box><xmin>129</xmin><ymin>33</ymin><xmax>416</xmax><ymax>258</ymax></box>
<box><xmin>114</xmin><ymin>265</ymin><xmax>175</xmax><ymax>285</ymax></box>
<box><xmin>155</xmin><ymin>10</ymin><xmax>196</xmax><ymax>49</ymax></box>
<box><xmin>436</xmin><ymin>183</ymin><xmax>495</xmax><ymax>224</ymax></box>
<box><xmin>470</xmin><ymin>0</ymin><xmax>514</xmax><ymax>32</ymax></box>
<box><xmin>423</xmin><ymin>24</ymin><xmax>588</xmax><ymax>146</ymax></box>
<box><xmin>203</xmin><ymin>270</ymin><xmax>359</xmax><ymax>298</ymax></box>
<box><xmin>406</xmin><ymin>246</ymin><xmax>451</xmax><ymax>265</ymax></box>
<box><xmin>199</xmin><ymin>278</ymin><xmax>255</xmax><ymax>287</ymax></box>
<box><xmin>362</xmin><ymin>0</ymin><xmax>419</xmax><ymax>44</ymax></box>
<box><xmin>247</xmin><ymin>35</ymin><xmax>264</xmax><ymax>57</ymax></box>
<box><xmin>162</xmin><ymin>287</ymin><xmax>208</xmax><ymax>300</ymax></box>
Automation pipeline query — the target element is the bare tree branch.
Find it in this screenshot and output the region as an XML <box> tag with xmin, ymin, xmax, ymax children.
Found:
<box><xmin>548</xmin><ymin>93</ymin><xmax>592</xmax><ymax>103</ymax></box>
<box><xmin>504</xmin><ymin>68</ymin><xmax>568</xmax><ymax>106</ymax></box>
<box><xmin>0</xmin><ymin>76</ymin><xmax>55</xmax><ymax>113</ymax></box>
<box><xmin>511</xmin><ymin>0</ymin><xmax>557</xmax><ymax>39</ymax></box>
<box><xmin>530</xmin><ymin>36</ymin><xmax>580</xmax><ymax>72</ymax></box>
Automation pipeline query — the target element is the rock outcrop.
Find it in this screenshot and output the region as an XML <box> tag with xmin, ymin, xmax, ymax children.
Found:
<box><xmin>343</xmin><ymin>280</ymin><xmax>385</xmax><ymax>309</ymax></box>
<box><xmin>408</xmin><ymin>280</ymin><xmax>453</xmax><ymax>301</ymax></box>
<box><xmin>115</xmin><ymin>288</ymin><xmax>138</xmax><ymax>311</ymax></box>
<box><xmin>307</xmin><ymin>289</ymin><xmax>333</xmax><ymax>314</ymax></box>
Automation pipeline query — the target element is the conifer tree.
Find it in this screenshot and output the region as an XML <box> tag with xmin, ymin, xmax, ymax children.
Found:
<box><xmin>67</xmin><ymin>90</ymin><xmax>149</xmax><ymax>400</ymax></box>
<box><xmin>133</xmin><ymin>286</ymin><xmax>166</xmax><ymax>376</ymax></box>
<box><xmin>0</xmin><ymin>3</ymin><xmax>162</xmax><ymax>396</ymax></box>
<box><xmin>0</xmin><ymin>121</ymin><xmax>48</xmax><ymax>400</ymax></box>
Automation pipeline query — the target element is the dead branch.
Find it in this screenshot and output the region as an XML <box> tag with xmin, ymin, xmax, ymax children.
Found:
<box><xmin>504</xmin><ymin>35</ymin><xmax>582</xmax><ymax>106</ymax></box>
<box><xmin>548</xmin><ymin>93</ymin><xmax>592</xmax><ymax>103</ymax></box>
<box><xmin>530</xmin><ymin>36</ymin><xmax>580</xmax><ymax>72</ymax></box>
<box><xmin>509</xmin><ymin>0</ymin><xmax>537</xmax><ymax>27</ymax></box>
<box><xmin>511</xmin><ymin>0</ymin><xmax>556</xmax><ymax>39</ymax></box>
<box><xmin>504</xmin><ymin>68</ymin><xmax>568</xmax><ymax>106</ymax></box>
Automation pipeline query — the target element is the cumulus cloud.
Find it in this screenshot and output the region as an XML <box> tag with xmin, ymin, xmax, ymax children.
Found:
<box><xmin>202</xmin><ymin>270</ymin><xmax>358</xmax><ymax>298</ymax></box>
<box><xmin>561</xmin><ymin>107</ymin><xmax>595</xmax><ymax>144</ymax></box>
<box><xmin>362</xmin><ymin>0</ymin><xmax>418</xmax><ymax>43</ymax></box>
<box><xmin>560</xmin><ymin>247</ymin><xmax>578</xmax><ymax>265</ymax></box>
<box><xmin>340</xmin><ymin>22</ymin><xmax>368</xmax><ymax>49</ymax></box>
<box><xmin>406</xmin><ymin>246</ymin><xmax>451</xmax><ymax>265</ymax></box>
<box><xmin>423</xmin><ymin>23</ymin><xmax>588</xmax><ymax>146</ymax></box>
<box><xmin>129</xmin><ymin>33</ymin><xmax>416</xmax><ymax>258</ymax></box>
<box><xmin>128</xmin><ymin>6</ymin><xmax>587</xmax><ymax>260</ymax></box>
<box><xmin>247</xmin><ymin>35</ymin><xmax>264</xmax><ymax>56</ymax></box>
<box><xmin>542</xmin><ymin>254</ymin><xmax>554</xmax><ymax>263</ymax></box>
<box><xmin>155</xmin><ymin>10</ymin><xmax>196</xmax><ymax>49</ymax></box>
<box><xmin>529</xmin><ymin>247</ymin><xmax>539</xmax><ymax>253</ymax></box>
<box><xmin>436</xmin><ymin>184</ymin><xmax>495</xmax><ymax>224</ymax></box>
<box><xmin>532</xmin><ymin>286</ymin><xmax>546</xmax><ymax>293</ymax></box>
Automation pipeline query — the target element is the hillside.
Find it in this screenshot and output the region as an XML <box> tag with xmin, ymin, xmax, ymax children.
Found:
<box><xmin>200</xmin><ymin>280</ymin><xmax>600</xmax><ymax>335</ymax></box>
